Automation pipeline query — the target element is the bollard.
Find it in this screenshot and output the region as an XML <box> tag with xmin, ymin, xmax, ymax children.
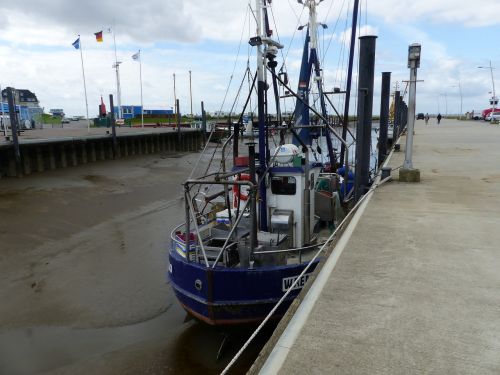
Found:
<box><xmin>381</xmin><ymin>167</ymin><xmax>391</xmax><ymax>180</ymax></box>
<box><xmin>6</xmin><ymin>87</ymin><xmax>21</xmax><ymax>174</ymax></box>
<box><xmin>109</xmin><ymin>94</ymin><xmax>118</xmax><ymax>158</ymax></box>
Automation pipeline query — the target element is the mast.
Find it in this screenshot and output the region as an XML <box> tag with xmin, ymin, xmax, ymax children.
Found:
<box><xmin>252</xmin><ymin>0</ymin><xmax>283</xmax><ymax>231</ymax></box>
<box><xmin>111</xmin><ymin>26</ymin><xmax>122</xmax><ymax>120</ymax></box>
<box><xmin>339</xmin><ymin>0</ymin><xmax>360</xmax><ymax>166</ymax></box>
<box><xmin>255</xmin><ymin>0</ymin><xmax>267</xmax><ymax>231</ymax></box>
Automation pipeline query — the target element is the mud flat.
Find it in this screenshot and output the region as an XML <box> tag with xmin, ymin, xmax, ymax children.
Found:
<box><xmin>0</xmin><ymin>149</ymin><xmax>269</xmax><ymax>374</ymax></box>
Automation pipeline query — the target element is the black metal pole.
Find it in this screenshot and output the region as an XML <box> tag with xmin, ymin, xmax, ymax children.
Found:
<box><xmin>394</xmin><ymin>90</ymin><xmax>401</xmax><ymax>141</ymax></box>
<box><xmin>248</xmin><ymin>142</ymin><xmax>258</xmax><ymax>250</ymax></box>
<box><xmin>378</xmin><ymin>72</ymin><xmax>391</xmax><ymax>167</ymax></box>
<box><xmin>201</xmin><ymin>101</ymin><xmax>207</xmax><ymax>143</ymax></box>
<box><xmin>401</xmin><ymin>102</ymin><xmax>408</xmax><ymax>129</ymax></box>
<box><xmin>176</xmin><ymin>99</ymin><xmax>181</xmax><ymax>147</ymax></box>
<box><xmin>400</xmin><ymin>97</ymin><xmax>405</xmax><ymax>132</ymax></box>
<box><xmin>6</xmin><ymin>87</ymin><xmax>21</xmax><ymax>169</ymax></box>
<box><xmin>339</xmin><ymin>0</ymin><xmax>360</xmax><ymax>166</ymax></box>
<box><xmin>354</xmin><ymin>35</ymin><xmax>377</xmax><ymax>202</ymax></box>
<box><xmin>109</xmin><ymin>94</ymin><xmax>118</xmax><ymax>158</ymax></box>
<box><xmin>355</xmin><ymin>89</ymin><xmax>366</xmax><ymax>202</ymax></box>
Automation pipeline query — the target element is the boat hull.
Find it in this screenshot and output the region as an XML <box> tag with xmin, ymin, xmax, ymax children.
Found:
<box><xmin>168</xmin><ymin>250</ymin><xmax>319</xmax><ymax>325</ymax></box>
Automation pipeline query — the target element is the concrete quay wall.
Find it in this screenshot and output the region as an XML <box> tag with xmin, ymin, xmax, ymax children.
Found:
<box><xmin>0</xmin><ymin>129</ymin><xmax>204</xmax><ymax>178</ymax></box>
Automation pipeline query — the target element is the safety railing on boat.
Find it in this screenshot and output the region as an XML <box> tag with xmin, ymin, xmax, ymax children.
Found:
<box><xmin>171</xmin><ymin>212</ymin><xmax>325</xmax><ymax>267</ymax></box>
<box><xmin>172</xmin><ymin>178</ymin><xmax>257</xmax><ymax>268</ymax></box>
<box><xmin>253</xmin><ymin>238</ymin><xmax>321</xmax><ymax>264</ymax></box>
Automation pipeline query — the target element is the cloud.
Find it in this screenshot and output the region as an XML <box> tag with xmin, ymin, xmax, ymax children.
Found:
<box><xmin>0</xmin><ymin>0</ymin><xmax>200</xmax><ymax>44</ymax></box>
<box><xmin>0</xmin><ymin>0</ymin><xmax>499</xmax><ymax>117</ymax></box>
<box><xmin>369</xmin><ymin>0</ymin><xmax>500</xmax><ymax>28</ymax></box>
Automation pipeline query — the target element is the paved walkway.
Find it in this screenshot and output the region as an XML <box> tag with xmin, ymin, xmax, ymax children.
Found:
<box><xmin>260</xmin><ymin>119</ymin><xmax>500</xmax><ymax>374</ymax></box>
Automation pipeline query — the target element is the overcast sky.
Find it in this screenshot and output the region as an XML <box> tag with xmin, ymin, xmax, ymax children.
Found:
<box><xmin>1</xmin><ymin>0</ymin><xmax>499</xmax><ymax>117</ymax></box>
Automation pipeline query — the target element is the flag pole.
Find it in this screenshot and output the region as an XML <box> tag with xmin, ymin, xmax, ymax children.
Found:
<box><xmin>78</xmin><ymin>35</ymin><xmax>91</xmax><ymax>133</ymax></box>
<box><xmin>139</xmin><ymin>50</ymin><xmax>144</xmax><ymax>128</ymax></box>
<box><xmin>111</xmin><ymin>24</ymin><xmax>122</xmax><ymax>120</ymax></box>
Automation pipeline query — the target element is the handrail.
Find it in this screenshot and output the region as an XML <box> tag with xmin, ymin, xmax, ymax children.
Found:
<box><xmin>170</xmin><ymin>223</ymin><xmax>186</xmax><ymax>243</ymax></box>
<box><xmin>183</xmin><ymin>179</ymin><xmax>256</xmax><ymax>266</ymax></box>
<box><xmin>186</xmin><ymin>189</ymin><xmax>210</xmax><ymax>267</ymax></box>
<box><xmin>252</xmin><ymin>241</ymin><xmax>327</xmax><ymax>255</ymax></box>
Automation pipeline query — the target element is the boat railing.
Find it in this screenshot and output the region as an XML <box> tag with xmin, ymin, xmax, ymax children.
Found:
<box><xmin>172</xmin><ymin>178</ymin><xmax>257</xmax><ymax>267</ymax></box>
<box><xmin>253</xmin><ymin>237</ymin><xmax>325</xmax><ymax>264</ymax></box>
<box><xmin>170</xmin><ymin>210</ymin><xmax>219</xmax><ymax>264</ymax></box>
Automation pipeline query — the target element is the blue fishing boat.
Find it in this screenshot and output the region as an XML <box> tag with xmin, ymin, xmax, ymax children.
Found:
<box><xmin>168</xmin><ymin>0</ymin><xmax>353</xmax><ymax>326</ymax></box>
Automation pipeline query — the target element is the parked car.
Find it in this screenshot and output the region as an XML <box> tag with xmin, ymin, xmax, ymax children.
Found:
<box><xmin>416</xmin><ymin>113</ymin><xmax>425</xmax><ymax>120</ymax></box>
<box><xmin>489</xmin><ymin>111</ymin><xmax>500</xmax><ymax>122</ymax></box>
<box><xmin>61</xmin><ymin>118</ymin><xmax>70</xmax><ymax>124</ymax></box>
<box><xmin>470</xmin><ymin>111</ymin><xmax>482</xmax><ymax>120</ymax></box>
<box><xmin>71</xmin><ymin>116</ymin><xmax>80</xmax><ymax>121</ymax></box>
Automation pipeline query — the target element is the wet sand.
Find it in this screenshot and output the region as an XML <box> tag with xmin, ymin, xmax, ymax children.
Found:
<box><xmin>0</xmin><ymin>149</ymin><xmax>270</xmax><ymax>374</ymax></box>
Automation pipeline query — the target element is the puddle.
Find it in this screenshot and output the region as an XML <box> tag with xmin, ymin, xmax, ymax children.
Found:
<box><xmin>0</xmin><ymin>306</ymin><xmax>185</xmax><ymax>374</ymax></box>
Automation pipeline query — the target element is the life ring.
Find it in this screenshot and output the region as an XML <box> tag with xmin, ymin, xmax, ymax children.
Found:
<box><xmin>233</xmin><ymin>173</ymin><xmax>251</xmax><ymax>208</ymax></box>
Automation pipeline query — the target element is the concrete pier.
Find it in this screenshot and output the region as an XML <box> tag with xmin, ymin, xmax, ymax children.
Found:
<box><xmin>0</xmin><ymin>128</ymin><xmax>203</xmax><ymax>177</ymax></box>
<box><xmin>256</xmin><ymin>118</ymin><xmax>500</xmax><ymax>374</ymax></box>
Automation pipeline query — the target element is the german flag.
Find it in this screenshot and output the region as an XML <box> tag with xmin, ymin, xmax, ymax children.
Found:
<box><xmin>94</xmin><ymin>31</ymin><xmax>103</xmax><ymax>42</ymax></box>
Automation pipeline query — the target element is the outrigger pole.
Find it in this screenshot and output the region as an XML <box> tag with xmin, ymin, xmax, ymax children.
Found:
<box><xmin>292</xmin><ymin>1</ymin><xmax>336</xmax><ymax>168</ymax></box>
<box><xmin>307</xmin><ymin>0</ymin><xmax>336</xmax><ymax>168</ymax></box>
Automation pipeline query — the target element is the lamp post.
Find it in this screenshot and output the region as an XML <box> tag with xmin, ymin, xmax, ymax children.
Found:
<box><xmin>189</xmin><ymin>70</ymin><xmax>193</xmax><ymax>117</ymax></box>
<box><xmin>451</xmin><ymin>82</ymin><xmax>463</xmax><ymax>119</ymax></box>
<box><xmin>400</xmin><ymin>43</ymin><xmax>421</xmax><ymax>183</ymax></box>
<box><xmin>439</xmin><ymin>92</ymin><xmax>448</xmax><ymax>118</ymax></box>
<box><xmin>478</xmin><ymin>61</ymin><xmax>497</xmax><ymax>117</ymax></box>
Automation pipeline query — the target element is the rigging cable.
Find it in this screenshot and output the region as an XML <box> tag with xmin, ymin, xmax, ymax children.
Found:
<box><xmin>322</xmin><ymin>0</ymin><xmax>347</xmax><ymax>64</ymax></box>
<box><xmin>187</xmin><ymin>5</ymin><xmax>250</xmax><ymax>179</ymax></box>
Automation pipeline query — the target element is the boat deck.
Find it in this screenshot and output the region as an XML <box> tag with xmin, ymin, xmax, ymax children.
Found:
<box><xmin>256</xmin><ymin>118</ymin><xmax>500</xmax><ymax>374</ymax></box>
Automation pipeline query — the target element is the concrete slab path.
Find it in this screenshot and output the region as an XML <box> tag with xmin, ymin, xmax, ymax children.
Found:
<box><xmin>260</xmin><ymin>119</ymin><xmax>500</xmax><ymax>374</ymax></box>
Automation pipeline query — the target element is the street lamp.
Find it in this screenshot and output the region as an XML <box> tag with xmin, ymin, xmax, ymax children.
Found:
<box><xmin>478</xmin><ymin>61</ymin><xmax>497</xmax><ymax>117</ymax></box>
<box><xmin>402</xmin><ymin>43</ymin><xmax>421</xmax><ymax>175</ymax></box>
<box><xmin>439</xmin><ymin>92</ymin><xmax>448</xmax><ymax>117</ymax></box>
<box><xmin>451</xmin><ymin>81</ymin><xmax>463</xmax><ymax>120</ymax></box>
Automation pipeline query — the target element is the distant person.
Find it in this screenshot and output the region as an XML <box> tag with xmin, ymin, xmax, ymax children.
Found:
<box><xmin>437</xmin><ymin>113</ymin><xmax>442</xmax><ymax>124</ymax></box>
<box><xmin>425</xmin><ymin>113</ymin><xmax>430</xmax><ymax>125</ymax></box>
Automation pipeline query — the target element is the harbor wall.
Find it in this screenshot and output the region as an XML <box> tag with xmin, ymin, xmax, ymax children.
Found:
<box><xmin>0</xmin><ymin>130</ymin><xmax>204</xmax><ymax>178</ymax></box>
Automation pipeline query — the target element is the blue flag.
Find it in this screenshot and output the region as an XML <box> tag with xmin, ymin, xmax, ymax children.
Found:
<box><xmin>72</xmin><ymin>37</ymin><xmax>80</xmax><ymax>49</ymax></box>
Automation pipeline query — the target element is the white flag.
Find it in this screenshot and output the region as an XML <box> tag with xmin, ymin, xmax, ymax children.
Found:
<box><xmin>132</xmin><ymin>51</ymin><xmax>140</xmax><ymax>61</ymax></box>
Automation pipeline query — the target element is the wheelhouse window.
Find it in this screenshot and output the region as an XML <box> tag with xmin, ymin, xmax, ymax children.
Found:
<box><xmin>271</xmin><ymin>176</ymin><xmax>296</xmax><ymax>195</ymax></box>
